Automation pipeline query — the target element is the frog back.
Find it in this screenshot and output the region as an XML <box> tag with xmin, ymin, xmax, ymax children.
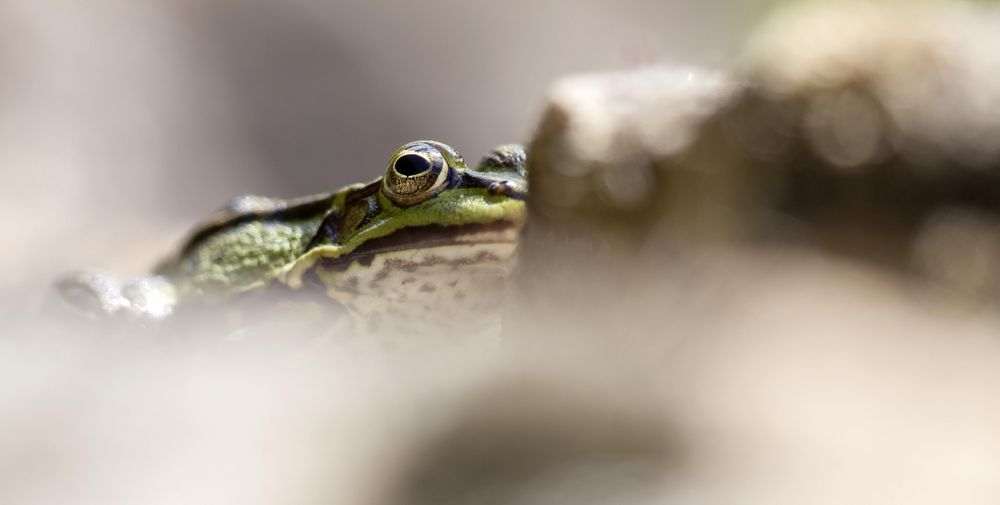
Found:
<box><xmin>156</xmin><ymin>192</ymin><xmax>341</xmax><ymax>301</ymax></box>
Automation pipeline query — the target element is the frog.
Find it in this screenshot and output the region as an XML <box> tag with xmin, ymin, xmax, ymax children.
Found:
<box><xmin>56</xmin><ymin>141</ymin><xmax>528</xmax><ymax>336</ymax></box>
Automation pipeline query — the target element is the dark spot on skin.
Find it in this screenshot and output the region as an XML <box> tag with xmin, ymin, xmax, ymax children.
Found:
<box><xmin>402</xmin><ymin>277</ymin><xmax>416</xmax><ymax>285</ymax></box>
<box><xmin>367</xmin><ymin>251</ymin><xmax>505</xmax><ymax>291</ymax></box>
<box><xmin>381</xmin><ymin>251</ymin><xmax>503</xmax><ymax>277</ymax></box>
<box><xmin>372</xmin><ymin>267</ymin><xmax>391</xmax><ymax>287</ymax></box>
<box><xmin>454</xmin><ymin>291</ymin><xmax>466</xmax><ymax>301</ymax></box>
<box><xmin>447</xmin><ymin>279</ymin><xmax>459</xmax><ymax>288</ymax></box>
<box><xmin>341</xmin><ymin>276</ymin><xmax>360</xmax><ymax>295</ymax></box>
<box><xmin>419</xmin><ymin>283</ymin><xmax>436</xmax><ymax>293</ymax></box>
<box><xmin>298</xmin><ymin>268</ymin><xmax>327</xmax><ymax>292</ymax></box>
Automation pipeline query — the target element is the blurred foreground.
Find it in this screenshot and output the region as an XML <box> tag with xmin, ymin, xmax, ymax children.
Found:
<box><xmin>6</xmin><ymin>1</ymin><xmax>1000</xmax><ymax>505</ymax></box>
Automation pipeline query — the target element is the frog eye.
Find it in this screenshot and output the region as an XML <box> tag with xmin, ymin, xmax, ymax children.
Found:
<box><xmin>382</xmin><ymin>141</ymin><xmax>452</xmax><ymax>206</ymax></box>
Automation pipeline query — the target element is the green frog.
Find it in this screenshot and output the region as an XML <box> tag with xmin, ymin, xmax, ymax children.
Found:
<box><xmin>57</xmin><ymin>141</ymin><xmax>527</xmax><ymax>335</ymax></box>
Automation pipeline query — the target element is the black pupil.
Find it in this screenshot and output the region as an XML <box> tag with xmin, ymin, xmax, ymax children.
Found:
<box><xmin>394</xmin><ymin>154</ymin><xmax>432</xmax><ymax>176</ymax></box>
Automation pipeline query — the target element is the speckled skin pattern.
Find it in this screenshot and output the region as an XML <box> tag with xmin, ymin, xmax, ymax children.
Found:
<box><xmin>62</xmin><ymin>141</ymin><xmax>527</xmax><ymax>329</ymax></box>
<box><xmin>314</xmin><ymin>228</ymin><xmax>520</xmax><ymax>335</ymax></box>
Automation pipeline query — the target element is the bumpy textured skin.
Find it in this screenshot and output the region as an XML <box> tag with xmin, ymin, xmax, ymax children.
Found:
<box><xmin>476</xmin><ymin>144</ymin><xmax>527</xmax><ymax>176</ymax></box>
<box><xmin>160</xmin><ymin>220</ymin><xmax>321</xmax><ymax>300</ymax></box>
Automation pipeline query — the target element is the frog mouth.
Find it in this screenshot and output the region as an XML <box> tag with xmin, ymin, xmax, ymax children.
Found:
<box><xmin>317</xmin><ymin>220</ymin><xmax>522</xmax><ymax>272</ymax></box>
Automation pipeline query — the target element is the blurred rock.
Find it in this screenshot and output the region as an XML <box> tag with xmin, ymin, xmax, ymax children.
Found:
<box><xmin>501</xmin><ymin>6</ymin><xmax>1000</xmax><ymax>503</ymax></box>
<box><xmin>375</xmin><ymin>363</ymin><xmax>681</xmax><ymax>505</ymax></box>
<box><xmin>513</xmin><ymin>1</ymin><xmax>1000</xmax><ymax>342</ymax></box>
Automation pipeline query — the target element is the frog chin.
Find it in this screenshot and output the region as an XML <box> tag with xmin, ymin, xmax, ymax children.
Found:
<box><xmin>305</xmin><ymin>223</ymin><xmax>522</xmax><ymax>336</ymax></box>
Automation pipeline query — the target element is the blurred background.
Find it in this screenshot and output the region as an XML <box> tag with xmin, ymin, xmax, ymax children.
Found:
<box><xmin>0</xmin><ymin>0</ymin><xmax>747</xmax><ymax>318</ymax></box>
<box><xmin>5</xmin><ymin>3</ymin><xmax>1000</xmax><ymax>505</ymax></box>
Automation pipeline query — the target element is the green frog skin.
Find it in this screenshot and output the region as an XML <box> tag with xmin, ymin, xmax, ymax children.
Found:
<box><xmin>57</xmin><ymin>141</ymin><xmax>527</xmax><ymax>334</ymax></box>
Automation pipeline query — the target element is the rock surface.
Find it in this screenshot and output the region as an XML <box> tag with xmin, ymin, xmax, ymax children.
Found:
<box><xmin>514</xmin><ymin>1</ymin><xmax>1000</xmax><ymax>335</ymax></box>
<box><xmin>505</xmin><ymin>4</ymin><xmax>1000</xmax><ymax>503</ymax></box>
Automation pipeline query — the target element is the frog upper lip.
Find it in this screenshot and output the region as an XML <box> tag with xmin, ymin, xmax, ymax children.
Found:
<box><xmin>318</xmin><ymin>220</ymin><xmax>521</xmax><ymax>270</ymax></box>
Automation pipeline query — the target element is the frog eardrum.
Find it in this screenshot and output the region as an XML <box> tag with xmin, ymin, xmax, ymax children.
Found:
<box><xmin>382</xmin><ymin>141</ymin><xmax>458</xmax><ymax>206</ymax></box>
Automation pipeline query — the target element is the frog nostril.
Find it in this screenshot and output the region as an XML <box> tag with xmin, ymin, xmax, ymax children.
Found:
<box><xmin>487</xmin><ymin>180</ymin><xmax>515</xmax><ymax>196</ymax></box>
<box><xmin>394</xmin><ymin>154</ymin><xmax>432</xmax><ymax>176</ymax></box>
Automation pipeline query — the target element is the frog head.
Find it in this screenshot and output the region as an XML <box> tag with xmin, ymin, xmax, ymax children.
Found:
<box><xmin>282</xmin><ymin>140</ymin><xmax>528</xmax><ymax>334</ymax></box>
